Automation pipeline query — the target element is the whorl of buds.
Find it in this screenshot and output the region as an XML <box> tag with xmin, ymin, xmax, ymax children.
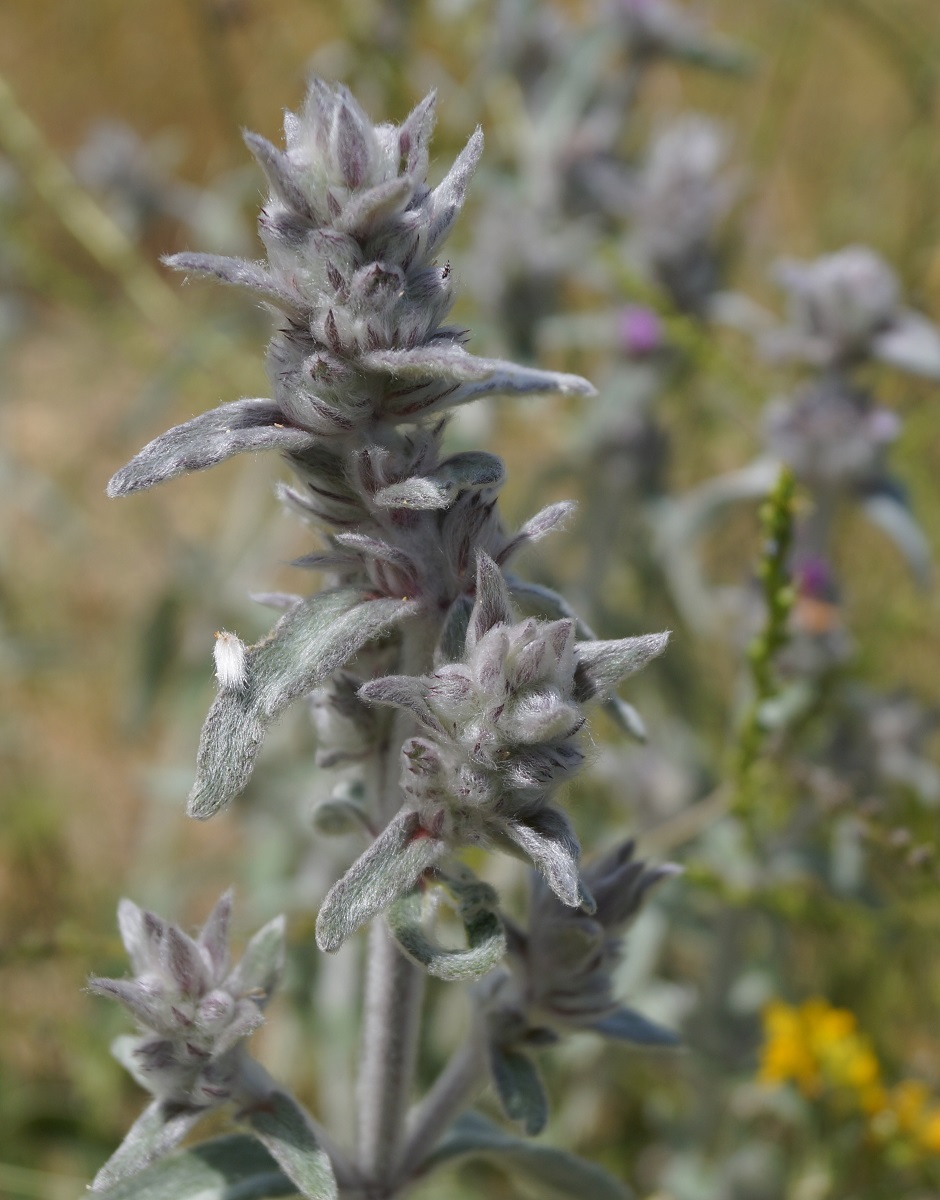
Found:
<box><xmin>772</xmin><ymin>246</ymin><xmax>900</xmax><ymax>363</ymax></box>
<box><xmin>107</xmin><ymin>79</ymin><xmax>593</xmax><ymax>504</ymax></box>
<box><xmin>88</xmin><ymin>892</ymin><xmax>285</xmax><ymax>1110</ymax></box>
<box><xmin>763</xmin><ymin>378</ymin><xmax>900</xmax><ymax>489</ymax></box>
<box><xmin>478</xmin><ymin>841</ymin><xmax>680</xmax><ymax>1136</ymax></box>
<box><xmin>510</xmin><ymin>840</ymin><xmax>680</xmax><ymax>1028</ymax></box>
<box><xmin>357</xmin><ymin>555</ymin><xmax>669</xmax><ymax>909</ymax></box>
<box><xmin>629</xmin><ymin>114</ymin><xmax>736</xmax><ymax>314</ymax></box>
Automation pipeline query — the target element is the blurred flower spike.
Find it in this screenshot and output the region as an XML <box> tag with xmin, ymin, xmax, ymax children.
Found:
<box><xmin>764</xmin><ymin>245</ymin><xmax>940</xmax><ymax>378</ymax></box>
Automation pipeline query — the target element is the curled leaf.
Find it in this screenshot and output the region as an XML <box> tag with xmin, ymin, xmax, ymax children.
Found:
<box><xmin>385</xmin><ymin>866</ymin><xmax>506</xmax><ymax>982</ymax></box>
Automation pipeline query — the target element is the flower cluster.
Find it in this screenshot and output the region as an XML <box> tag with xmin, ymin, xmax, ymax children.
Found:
<box><xmin>363</xmin><ymin>556</ymin><xmax>666</xmax><ymax>902</ymax></box>
<box><xmin>314</xmin><ymin>555</ymin><xmax>668</xmax><ymax>952</ymax></box>
<box><xmin>760</xmin><ymin>997</ymin><xmax>940</xmax><ymax>1159</ymax></box>
<box><xmin>762</xmin><ymin>245</ymin><xmax>940</xmax><ymax>378</ymax></box>
<box><xmin>762</xmin><ymin>376</ymin><xmax>899</xmax><ymax>491</ymax></box>
<box><xmin>89</xmin><ymin>891</ymin><xmax>284</xmax><ymax>1111</ymax></box>
<box><xmin>501</xmin><ymin>838</ymin><xmax>679</xmax><ymax>1032</ymax></box>
<box><xmin>759</xmin><ymin>997</ymin><xmax>882</xmax><ymax>1109</ymax></box>
<box><xmin>478</xmin><ymin>841</ymin><xmax>679</xmax><ymax>1136</ymax></box>
<box><xmin>107</xmin><ymin>79</ymin><xmax>590</xmax><ymax>517</ymax></box>
<box><xmin>87</xmin><ymin>893</ymin><xmax>289</xmax><ymax>1192</ymax></box>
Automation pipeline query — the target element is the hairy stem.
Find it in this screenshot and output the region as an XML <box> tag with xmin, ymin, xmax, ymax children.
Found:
<box><xmin>356</xmin><ymin>922</ymin><xmax>426</xmax><ymax>1186</ymax></box>
<box><xmin>394</xmin><ymin>1023</ymin><xmax>487</xmax><ymax>1185</ymax></box>
<box><xmin>356</xmin><ymin>615</ymin><xmax>438</xmax><ymax>1187</ymax></box>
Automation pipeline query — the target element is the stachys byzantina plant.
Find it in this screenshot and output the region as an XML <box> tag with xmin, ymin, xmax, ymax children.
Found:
<box><xmin>93</xmin><ymin>78</ymin><xmax>676</xmax><ymax>1200</ymax></box>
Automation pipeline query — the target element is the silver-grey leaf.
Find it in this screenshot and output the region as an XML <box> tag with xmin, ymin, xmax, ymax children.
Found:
<box><xmin>91</xmin><ymin>1133</ymin><xmax>293</xmax><ymax>1200</ymax></box>
<box><xmin>246</xmin><ymin>1091</ymin><xmax>338</xmax><ymax>1200</ymax></box>
<box><xmin>315</xmin><ymin>809</ymin><xmax>447</xmax><ymax>952</ymax></box>
<box><xmin>189</xmin><ymin>591</ymin><xmax>415</xmax><ymax>819</ymax></box>
<box><xmin>107</xmin><ymin>399</ymin><xmax>311</xmax><ymax>497</ymax></box>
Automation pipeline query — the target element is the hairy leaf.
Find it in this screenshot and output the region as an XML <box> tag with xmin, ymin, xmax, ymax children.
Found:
<box><xmin>420</xmin><ymin>1112</ymin><xmax>633</xmax><ymax>1199</ymax></box>
<box><xmin>92</xmin><ymin>1133</ymin><xmax>294</xmax><ymax>1200</ymax></box>
<box><xmin>164</xmin><ymin>252</ymin><xmax>303</xmax><ymax>312</ymax></box>
<box><xmin>316</xmin><ymin>809</ymin><xmax>447</xmax><ymax>952</ymax></box>
<box><xmin>247</xmin><ymin>1091</ymin><xmax>337</xmax><ymax>1200</ymax></box>
<box><xmin>861</xmin><ymin>489</ymin><xmax>933</xmax><ymax>589</ymax></box>
<box><xmin>590</xmin><ymin>1007</ymin><xmax>680</xmax><ymax>1047</ymax></box>
<box><xmin>91</xmin><ymin>1101</ymin><xmax>204</xmax><ymax>1192</ymax></box>
<box><xmin>487</xmin><ymin>1045</ymin><xmax>549</xmax><ymax>1136</ymax></box>
<box><xmin>574</xmin><ymin>632</ymin><xmax>670</xmax><ymax>701</ymax></box>
<box><xmin>873</xmin><ymin>311</ymin><xmax>940</xmax><ymax>379</ymax></box>
<box><xmin>189</xmin><ymin>591</ymin><xmax>415</xmax><ymax>818</ymax></box>
<box><xmin>107</xmin><ymin>399</ymin><xmax>312</xmax><ymax>497</ymax></box>
<box><xmin>500</xmin><ymin>807</ymin><xmax>588</xmax><ymax>910</ymax></box>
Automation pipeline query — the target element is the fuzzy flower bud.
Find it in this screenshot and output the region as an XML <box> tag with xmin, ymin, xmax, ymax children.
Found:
<box><xmin>771</xmin><ymin>246</ymin><xmax>899</xmax><ymax>363</ymax></box>
<box><xmin>503</xmin><ymin>839</ymin><xmax>680</xmax><ymax>1032</ymax></box>
<box><xmin>88</xmin><ymin>891</ymin><xmax>285</xmax><ymax>1110</ymax></box>
<box><xmin>357</xmin><ymin>555</ymin><xmax>669</xmax><ymax>910</ymax></box>
<box><xmin>761</xmin><ymin>245</ymin><xmax>940</xmax><ymax>379</ymax></box>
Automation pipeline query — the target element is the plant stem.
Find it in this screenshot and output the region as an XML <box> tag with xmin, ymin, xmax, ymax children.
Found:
<box><xmin>356</xmin><ymin>615</ymin><xmax>438</xmax><ymax>1189</ymax></box>
<box><xmin>394</xmin><ymin>1025</ymin><xmax>487</xmax><ymax>1186</ymax></box>
<box><xmin>356</xmin><ymin>922</ymin><xmax>425</xmax><ymax>1187</ymax></box>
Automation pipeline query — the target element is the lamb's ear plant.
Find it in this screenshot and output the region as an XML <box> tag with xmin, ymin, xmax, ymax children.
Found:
<box><xmin>93</xmin><ymin>78</ymin><xmax>675</xmax><ymax>1199</ymax></box>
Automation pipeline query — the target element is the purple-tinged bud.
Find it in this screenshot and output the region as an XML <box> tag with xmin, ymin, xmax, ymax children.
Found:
<box><xmin>356</xmin><ymin>555</ymin><xmax>668</xmax><ymax>908</ymax></box>
<box><xmin>89</xmin><ymin>893</ymin><xmax>285</xmax><ymax>1111</ymax></box>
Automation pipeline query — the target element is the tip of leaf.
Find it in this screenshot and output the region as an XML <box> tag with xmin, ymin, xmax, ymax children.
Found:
<box><xmin>187</xmin><ymin>785</ymin><xmax>226</xmax><ymax>821</ymax></box>
<box><xmin>106</xmin><ymin>469</ymin><xmax>133</xmax><ymax>498</ymax></box>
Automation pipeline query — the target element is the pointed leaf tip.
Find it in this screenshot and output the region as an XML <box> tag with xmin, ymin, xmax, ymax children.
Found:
<box><xmin>467</xmin><ymin>553</ymin><xmax>514</xmax><ymax>648</ymax></box>
<box><xmin>247</xmin><ymin>1091</ymin><xmax>338</xmax><ymax>1200</ymax></box>
<box><xmin>315</xmin><ymin>810</ymin><xmax>447</xmax><ymax>952</ymax></box>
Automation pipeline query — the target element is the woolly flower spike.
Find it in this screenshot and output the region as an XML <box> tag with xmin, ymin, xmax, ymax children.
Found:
<box><xmin>507</xmin><ymin>840</ymin><xmax>680</xmax><ymax>1034</ymax></box>
<box><xmin>764</xmin><ymin>245</ymin><xmax>940</xmax><ymax>378</ymax></box>
<box><xmin>87</xmin><ymin>892</ymin><xmax>285</xmax><ymax>1188</ymax></box>
<box><xmin>481</xmin><ymin>841</ymin><xmax>680</xmax><ymax>1136</ymax></box>
<box><xmin>108</xmin><ymin>79</ymin><xmax>593</xmax><ymax>499</ymax></box>
<box><xmin>315</xmin><ymin>555</ymin><xmax>668</xmax><ymax>952</ymax></box>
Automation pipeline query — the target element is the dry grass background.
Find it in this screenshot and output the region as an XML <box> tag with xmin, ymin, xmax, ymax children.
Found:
<box><xmin>2</xmin><ymin>1</ymin><xmax>940</xmax><ymax>1196</ymax></box>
